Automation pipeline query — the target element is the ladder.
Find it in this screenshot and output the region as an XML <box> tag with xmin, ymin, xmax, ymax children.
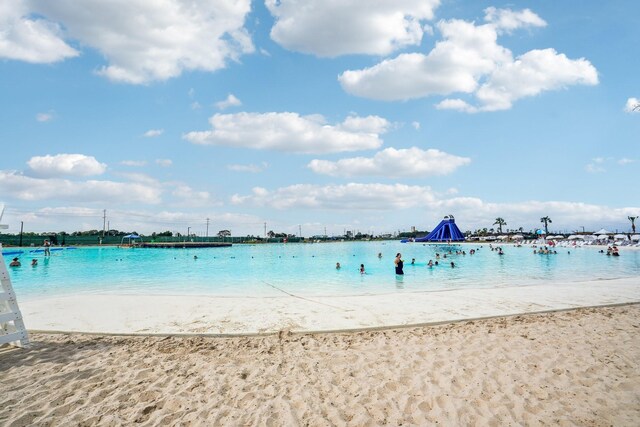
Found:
<box><xmin>0</xmin><ymin>243</ymin><xmax>30</xmax><ymax>347</ymax></box>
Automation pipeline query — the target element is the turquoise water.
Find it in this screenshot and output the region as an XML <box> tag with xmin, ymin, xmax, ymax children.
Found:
<box><xmin>4</xmin><ymin>242</ymin><xmax>640</xmax><ymax>300</ymax></box>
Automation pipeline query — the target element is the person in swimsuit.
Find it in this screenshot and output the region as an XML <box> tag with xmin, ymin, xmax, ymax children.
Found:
<box><xmin>394</xmin><ymin>253</ymin><xmax>404</xmax><ymax>275</ymax></box>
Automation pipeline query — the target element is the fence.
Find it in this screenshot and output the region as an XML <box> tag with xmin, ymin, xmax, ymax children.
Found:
<box><xmin>0</xmin><ymin>234</ymin><xmax>306</xmax><ymax>247</ymax></box>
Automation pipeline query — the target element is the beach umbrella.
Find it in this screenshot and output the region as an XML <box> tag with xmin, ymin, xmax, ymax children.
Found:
<box><xmin>583</xmin><ymin>235</ymin><xmax>597</xmax><ymax>241</ymax></box>
<box><xmin>613</xmin><ymin>234</ymin><xmax>628</xmax><ymax>240</ymax></box>
<box><xmin>631</xmin><ymin>235</ymin><xmax>640</xmax><ymax>241</ymax></box>
<box><xmin>567</xmin><ymin>235</ymin><xmax>583</xmax><ymax>240</ymax></box>
<box><xmin>511</xmin><ymin>234</ymin><xmax>524</xmax><ymax>240</ymax></box>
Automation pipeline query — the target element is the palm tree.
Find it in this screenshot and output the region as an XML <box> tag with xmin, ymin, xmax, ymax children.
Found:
<box><xmin>540</xmin><ymin>216</ymin><xmax>552</xmax><ymax>235</ymax></box>
<box><xmin>493</xmin><ymin>217</ymin><xmax>506</xmax><ymax>234</ymax></box>
<box><xmin>629</xmin><ymin>216</ymin><xmax>638</xmax><ymax>233</ymax></box>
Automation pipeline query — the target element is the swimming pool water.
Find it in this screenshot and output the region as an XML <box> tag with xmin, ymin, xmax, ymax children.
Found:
<box><xmin>4</xmin><ymin>242</ymin><xmax>640</xmax><ymax>300</ymax></box>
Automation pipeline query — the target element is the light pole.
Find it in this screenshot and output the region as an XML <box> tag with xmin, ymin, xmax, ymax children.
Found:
<box><xmin>187</xmin><ymin>227</ymin><xmax>190</xmax><ymax>242</ymax></box>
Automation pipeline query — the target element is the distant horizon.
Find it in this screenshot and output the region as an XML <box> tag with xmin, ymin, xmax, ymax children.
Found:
<box><xmin>1</xmin><ymin>1</ymin><xmax>638</xmax><ymax>238</ymax></box>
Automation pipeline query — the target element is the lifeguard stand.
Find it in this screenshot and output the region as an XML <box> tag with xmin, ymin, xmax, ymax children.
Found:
<box><xmin>0</xmin><ymin>204</ymin><xmax>30</xmax><ymax>347</ymax></box>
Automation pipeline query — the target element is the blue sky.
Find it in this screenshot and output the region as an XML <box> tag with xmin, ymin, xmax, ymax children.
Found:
<box><xmin>1</xmin><ymin>0</ymin><xmax>639</xmax><ymax>237</ymax></box>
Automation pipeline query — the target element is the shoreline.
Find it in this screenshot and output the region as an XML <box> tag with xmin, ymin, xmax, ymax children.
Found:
<box><xmin>2</xmin><ymin>304</ymin><xmax>639</xmax><ymax>425</ymax></box>
<box><xmin>19</xmin><ymin>276</ymin><xmax>640</xmax><ymax>335</ymax></box>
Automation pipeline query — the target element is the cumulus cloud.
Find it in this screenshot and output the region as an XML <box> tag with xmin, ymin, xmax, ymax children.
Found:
<box><xmin>155</xmin><ymin>159</ymin><xmax>173</xmax><ymax>167</ymax></box>
<box><xmin>0</xmin><ymin>0</ymin><xmax>79</xmax><ymax>63</ymax></box>
<box><xmin>483</xmin><ymin>7</ymin><xmax>546</xmax><ymax>34</ymax></box>
<box><xmin>143</xmin><ymin>129</ymin><xmax>164</xmax><ymax>138</ymax></box>
<box><xmin>231</xmin><ymin>183</ymin><xmax>437</xmax><ymax>210</ymax></box>
<box><xmin>266</xmin><ymin>0</ymin><xmax>440</xmax><ymax>57</ymax></box>
<box><xmin>27</xmin><ymin>154</ymin><xmax>107</xmax><ymax>177</ymax></box>
<box><xmin>339</xmin><ymin>9</ymin><xmax>597</xmax><ymax>112</ymax></box>
<box><xmin>308</xmin><ymin>147</ymin><xmax>470</xmax><ymax>178</ymax></box>
<box><xmin>184</xmin><ymin>112</ymin><xmax>389</xmax><ymax>154</ymax></box>
<box><xmin>472</xmin><ymin>49</ymin><xmax>598</xmax><ymax>111</ymax></box>
<box><xmin>24</xmin><ymin>0</ymin><xmax>253</xmax><ymax>84</ymax></box>
<box><xmin>215</xmin><ymin>94</ymin><xmax>242</xmax><ymax>110</ymax></box>
<box><xmin>0</xmin><ymin>170</ymin><xmax>161</xmax><ymax>204</ymax></box>
<box><xmin>227</xmin><ymin>163</ymin><xmax>268</xmax><ymax>173</ymax></box>
<box><xmin>624</xmin><ymin>97</ymin><xmax>640</xmax><ymax>113</ymax></box>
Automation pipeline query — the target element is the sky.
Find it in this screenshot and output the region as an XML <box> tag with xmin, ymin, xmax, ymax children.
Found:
<box><xmin>1</xmin><ymin>0</ymin><xmax>639</xmax><ymax>237</ymax></box>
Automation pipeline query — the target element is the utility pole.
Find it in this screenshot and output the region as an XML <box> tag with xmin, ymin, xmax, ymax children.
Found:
<box><xmin>299</xmin><ymin>225</ymin><xmax>302</xmax><ymax>238</ymax></box>
<box><xmin>19</xmin><ymin>221</ymin><xmax>23</xmax><ymax>247</ymax></box>
<box><xmin>102</xmin><ymin>209</ymin><xmax>106</xmax><ymax>238</ymax></box>
<box><xmin>206</xmin><ymin>218</ymin><xmax>210</xmax><ymax>239</ymax></box>
<box><xmin>264</xmin><ymin>222</ymin><xmax>267</xmax><ymax>238</ymax></box>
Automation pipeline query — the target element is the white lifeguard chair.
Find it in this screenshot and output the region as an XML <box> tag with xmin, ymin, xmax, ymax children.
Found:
<box><xmin>0</xmin><ymin>204</ymin><xmax>30</xmax><ymax>348</ymax></box>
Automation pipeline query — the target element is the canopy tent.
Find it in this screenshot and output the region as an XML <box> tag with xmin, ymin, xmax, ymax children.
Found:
<box><xmin>123</xmin><ymin>234</ymin><xmax>141</xmax><ymax>239</ymax></box>
<box><xmin>594</xmin><ymin>229</ymin><xmax>611</xmax><ymax>235</ymax></box>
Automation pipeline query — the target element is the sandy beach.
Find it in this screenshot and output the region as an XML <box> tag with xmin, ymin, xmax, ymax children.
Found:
<box><xmin>2</xmin><ymin>304</ymin><xmax>639</xmax><ymax>426</ymax></box>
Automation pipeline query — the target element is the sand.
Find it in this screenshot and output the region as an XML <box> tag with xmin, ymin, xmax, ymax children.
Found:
<box><xmin>2</xmin><ymin>304</ymin><xmax>639</xmax><ymax>426</ymax></box>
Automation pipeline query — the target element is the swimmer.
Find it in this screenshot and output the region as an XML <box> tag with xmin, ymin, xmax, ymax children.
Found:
<box><xmin>411</xmin><ymin>258</ymin><xmax>415</xmax><ymax>265</ymax></box>
<box><xmin>378</xmin><ymin>252</ymin><xmax>382</xmax><ymax>258</ymax></box>
<box><xmin>194</xmin><ymin>255</ymin><xmax>198</xmax><ymax>260</ymax></box>
<box><xmin>9</xmin><ymin>257</ymin><xmax>21</xmax><ymax>267</ymax></box>
<box><xmin>31</xmin><ymin>259</ymin><xmax>38</xmax><ymax>266</ymax></box>
<box><xmin>360</xmin><ymin>264</ymin><xmax>365</xmax><ymax>274</ymax></box>
<box><xmin>336</xmin><ymin>262</ymin><xmax>341</xmax><ymax>270</ymax></box>
<box><xmin>451</xmin><ymin>261</ymin><xmax>455</xmax><ymax>268</ymax></box>
<box><xmin>427</xmin><ymin>260</ymin><xmax>433</xmax><ymax>267</ymax></box>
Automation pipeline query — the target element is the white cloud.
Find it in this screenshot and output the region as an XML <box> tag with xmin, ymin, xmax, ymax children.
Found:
<box><xmin>624</xmin><ymin>97</ymin><xmax>640</xmax><ymax>113</ymax></box>
<box><xmin>339</xmin><ymin>9</ymin><xmax>597</xmax><ymax>112</ymax></box>
<box><xmin>618</xmin><ymin>158</ymin><xmax>635</xmax><ymax>165</ymax></box>
<box><xmin>232</xmin><ymin>183</ymin><xmax>438</xmax><ymax>210</ymax></box>
<box><xmin>0</xmin><ymin>0</ymin><xmax>79</xmax><ymax>63</ymax></box>
<box><xmin>483</xmin><ymin>7</ymin><xmax>546</xmax><ymax>34</ymax></box>
<box><xmin>27</xmin><ymin>154</ymin><xmax>107</xmax><ymax>177</ymax></box>
<box><xmin>121</xmin><ymin>160</ymin><xmax>147</xmax><ymax>167</ymax></box>
<box><xmin>170</xmin><ymin>184</ymin><xmax>213</xmax><ymax>207</ymax></box>
<box><xmin>184</xmin><ymin>112</ymin><xmax>389</xmax><ymax>154</ymax></box>
<box><xmin>227</xmin><ymin>163</ymin><xmax>268</xmax><ymax>173</ymax></box>
<box><xmin>0</xmin><ymin>170</ymin><xmax>161</xmax><ymax>204</ymax></box>
<box><xmin>36</xmin><ymin>112</ymin><xmax>54</xmax><ymax>122</ymax></box>
<box><xmin>143</xmin><ymin>129</ymin><xmax>164</xmax><ymax>138</ymax></box>
<box><xmin>26</xmin><ymin>0</ymin><xmax>254</xmax><ymax>84</ymax></box>
<box><xmin>473</xmin><ymin>48</ymin><xmax>598</xmax><ymax>111</ymax></box>
<box><xmin>266</xmin><ymin>0</ymin><xmax>440</xmax><ymax>57</ymax></box>
<box><xmin>411</xmin><ymin>121</ymin><xmax>420</xmax><ymax>130</ymax></box>
<box><xmin>585</xmin><ymin>163</ymin><xmax>605</xmax><ymax>174</ymax></box>
<box><xmin>308</xmin><ymin>147</ymin><xmax>470</xmax><ymax>178</ymax></box>
<box><xmin>215</xmin><ymin>94</ymin><xmax>242</xmax><ymax>110</ymax></box>
<box><xmin>155</xmin><ymin>159</ymin><xmax>173</xmax><ymax>167</ymax></box>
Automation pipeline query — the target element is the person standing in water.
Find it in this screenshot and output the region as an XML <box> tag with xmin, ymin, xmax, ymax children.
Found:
<box><xmin>394</xmin><ymin>253</ymin><xmax>404</xmax><ymax>275</ymax></box>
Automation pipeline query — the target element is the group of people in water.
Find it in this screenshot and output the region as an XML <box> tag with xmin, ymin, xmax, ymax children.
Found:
<box><xmin>336</xmin><ymin>248</ymin><xmax>479</xmax><ymax>275</ymax></box>
<box><xmin>7</xmin><ymin>240</ymin><xmax>52</xmax><ymax>268</ymax></box>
